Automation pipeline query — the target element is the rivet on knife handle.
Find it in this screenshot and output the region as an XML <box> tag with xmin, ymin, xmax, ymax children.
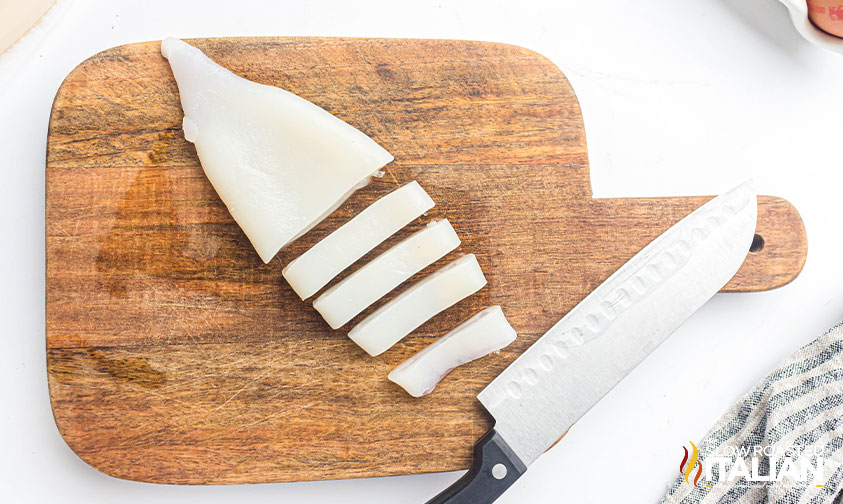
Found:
<box><xmin>425</xmin><ymin>429</ymin><xmax>527</xmax><ymax>504</ymax></box>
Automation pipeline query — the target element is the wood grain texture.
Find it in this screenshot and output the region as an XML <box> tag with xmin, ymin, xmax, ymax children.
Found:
<box><xmin>45</xmin><ymin>37</ymin><xmax>807</xmax><ymax>484</ymax></box>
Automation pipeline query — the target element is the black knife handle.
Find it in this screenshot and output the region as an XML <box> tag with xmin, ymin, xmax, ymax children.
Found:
<box><xmin>425</xmin><ymin>429</ymin><xmax>528</xmax><ymax>504</ymax></box>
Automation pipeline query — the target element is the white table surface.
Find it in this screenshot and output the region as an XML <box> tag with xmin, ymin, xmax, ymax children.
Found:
<box><xmin>1</xmin><ymin>1</ymin><xmax>841</xmax><ymax>502</ymax></box>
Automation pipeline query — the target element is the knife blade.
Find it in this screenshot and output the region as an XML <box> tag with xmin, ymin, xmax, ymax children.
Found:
<box><xmin>425</xmin><ymin>181</ymin><xmax>757</xmax><ymax>504</ymax></box>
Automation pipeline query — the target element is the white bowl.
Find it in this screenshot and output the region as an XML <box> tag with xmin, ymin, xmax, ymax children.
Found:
<box><xmin>778</xmin><ymin>0</ymin><xmax>843</xmax><ymax>54</ymax></box>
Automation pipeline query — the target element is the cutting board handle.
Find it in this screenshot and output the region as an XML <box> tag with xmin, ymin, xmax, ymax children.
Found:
<box><xmin>594</xmin><ymin>195</ymin><xmax>806</xmax><ymax>292</ymax></box>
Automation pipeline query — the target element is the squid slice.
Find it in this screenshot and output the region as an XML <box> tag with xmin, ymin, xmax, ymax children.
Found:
<box><xmin>388</xmin><ymin>306</ymin><xmax>517</xmax><ymax>397</ymax></box>
<box><xmin>282</xmin><ymin>181</ymin><xmax>435</xmax><ymax>300</ymax></box>
<box><xmin>160</xmin><ymin>38</ymin><xmax>394</xmax><ymax>263</ymax></box>
<box><xmin>313</xmin><ymin>219</ymin><xmax>460</xmax><ymax>329</ymax></box>
<box><xmin>348</xmin><ymin>254</ymin><xmax>487</xmax><ymax>357</ymax></box>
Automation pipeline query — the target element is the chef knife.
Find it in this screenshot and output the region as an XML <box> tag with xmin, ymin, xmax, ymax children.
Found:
<box><xmin>426</xmin><ymin>180</ymin><xmax>758</xmax><ymax>504</ymax></box>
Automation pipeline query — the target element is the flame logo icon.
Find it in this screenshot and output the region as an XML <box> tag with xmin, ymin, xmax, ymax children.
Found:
<box><xmin>679</xmin><ymin>441</ymin><xmax>704</xmax><ymax>486</ymax></box>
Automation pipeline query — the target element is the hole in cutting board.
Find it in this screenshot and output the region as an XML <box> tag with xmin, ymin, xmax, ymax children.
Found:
<box><xmin>749</xmin><ymin>233</ymin><xmax>765</xmax><ymax>254</ymax></box>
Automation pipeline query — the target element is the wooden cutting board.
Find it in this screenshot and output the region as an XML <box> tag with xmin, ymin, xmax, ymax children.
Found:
<box><xmin>46</xmin><ymin>37</ymin><xmax>807</xmax><ymax>484</ymax></box>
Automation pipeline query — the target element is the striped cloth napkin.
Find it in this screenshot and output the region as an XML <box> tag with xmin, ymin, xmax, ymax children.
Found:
<box><xmin>662</xmin><ymin>322</ymin><xmax>843</xmax><ymax>504</ymax></box>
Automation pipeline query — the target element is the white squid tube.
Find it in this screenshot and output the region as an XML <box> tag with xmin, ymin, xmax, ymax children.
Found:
<box><xmin>388</xmin><ymin>306</ymin><xmax>517</xmax><ymax>397</ymax></box>
<box><xmin>348</xmin><ymin>254</ymin><xmax>487</xmax><ymax>357</ymax></box>
<box><xmin>283</xmin><ymin>181</ymin><xmax>435</xmax><ymax>300</ymax></box>
<box><xmin>161</xmin><ymin>38</ymin><xmax>393</xmax><ymax>263</ymax></box>
<box><xmin>313</xmin><ymin>219</ymin><xmax>460</xmax><ymax>329</ymax></box>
